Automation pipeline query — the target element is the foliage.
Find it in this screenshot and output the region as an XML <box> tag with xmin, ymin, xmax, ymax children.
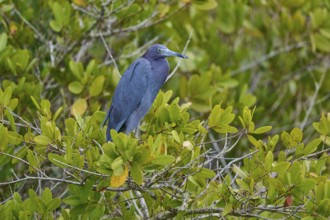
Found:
<box><xmin>0</xmin><ymin>0</ymin><xmax>329</xmax><ymax>219</ymax></box>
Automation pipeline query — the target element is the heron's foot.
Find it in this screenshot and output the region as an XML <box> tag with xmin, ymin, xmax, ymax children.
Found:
<box><xmin>134</xmin><ymin>127</ymin><xmax>140</xmax><ymax>140</ymax></box>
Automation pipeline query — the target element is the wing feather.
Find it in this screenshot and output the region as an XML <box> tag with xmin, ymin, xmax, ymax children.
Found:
<box><xmin>105</xmin><ymin>58</ymin><xmax>151</xmax><ymax>141</ymax></box>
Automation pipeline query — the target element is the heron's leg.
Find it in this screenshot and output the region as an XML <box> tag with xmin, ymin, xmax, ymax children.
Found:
<box><xmin>134</xmin><ymin>123</ymin><xmax>141</xmax><ymax>140</ymax></box>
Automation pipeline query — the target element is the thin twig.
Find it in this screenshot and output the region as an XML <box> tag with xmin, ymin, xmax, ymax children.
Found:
<box><xmin>217</xmin><ymin>150</ymin><xmax>259</xmax><ymax>173</ymax></box>
<box><xmin>52</xmin><ymin>158</ymin><xmax>107</xmax><ymax>177</ymax></box>
<box><xmin>166</xmin><ymin>31</ymin><xmax>192</xmax><ymax>82</ymax></box>
<box><xmin>300</xmin><ymin>71</ymin><xmax>326</xmax><ymax>130</ymax></box>
<box><xmin>99</xmin><ymin>32</ymin><xmax>121</xmax><ymax>78</ymax></box>
<box><xmin>98</xmin><ymin>36</ymin><xmax>159</xmax><ymax>67</ymax></box>
<box><xmin>0</xmin><ymin>152</ymin><xmax>47</xmax><ymax>177</ymax></box>
<box><xmin>231</xmin><ymin>42</ymin><xmax>306</xmax><ymax>75</ymax></box>
<box><xmin>13</xmin><ymin>8</ymin><xmax>46</xmax><ymax>43</ymax></box>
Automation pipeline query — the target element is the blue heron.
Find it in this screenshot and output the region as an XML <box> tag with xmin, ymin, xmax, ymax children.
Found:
<box><xmin>103</xmin><ymin>44</ymin><xmax>188</xmax><ymax>142</ymax></box>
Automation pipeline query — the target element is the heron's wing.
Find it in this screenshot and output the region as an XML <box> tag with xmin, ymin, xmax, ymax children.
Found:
<box><xmin>106</xmin><ymin>58</ymin><xmax>151</xmax><ymax>139</ymax></box>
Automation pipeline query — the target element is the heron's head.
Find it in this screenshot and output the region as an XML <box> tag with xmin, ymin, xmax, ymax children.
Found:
<box><xmin>144</xmin><ymin>44</ymin><xmax>188</xmax><ymax>60</ymax></box>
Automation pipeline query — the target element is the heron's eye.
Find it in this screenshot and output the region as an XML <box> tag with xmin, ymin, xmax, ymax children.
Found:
<box><xmin>157</xmin><ymin>48</ymin><xmax>161</xmax><ymax>52</ymax></box>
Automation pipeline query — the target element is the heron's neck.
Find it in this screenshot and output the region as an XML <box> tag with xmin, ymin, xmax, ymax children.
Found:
<box><xmin>149</xmin><ymin>59</ymin><xmax>169</xmax><ymax>89</ymax></box>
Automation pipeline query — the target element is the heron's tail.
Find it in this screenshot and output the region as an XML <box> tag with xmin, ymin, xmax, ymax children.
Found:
<box><xmin>102</xmin><ymin>109</ymin><xmax>112</xmax><ymax>142</ymax></box>
<box><xmin>101</xmin><ymin>110</ymin><xmax>110</xmax><ymax>128</ymax></box>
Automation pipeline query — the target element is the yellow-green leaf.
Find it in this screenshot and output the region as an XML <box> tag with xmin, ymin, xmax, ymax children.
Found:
<box><xmin>152</xmin><ymin>155</ymin><xmax>175</xmax><ymax>165</ymax></box>
<box><xmin>290</xmin><ymin>127</ymin><xmax>303</xmax><ymax>143</ymax></box>
<box><xmin>30</xmin><ymin>96</ymin><xmax>40</xmax><ymax>110</ymax></box>
<box><xmin>111</xmin><ymin>156</ymin><xmax>124</xmax><ymax>170</ymax></box>
<box><xmin>253</xmin><ymin>126</ymin><xmax>272</xmax><ymax>134</ymax></box>
<box><xmin>171</xmin><ymin>130</ymin><xmax>181</xmax><ymax>143</ymax></box>
<box><xmin>0</xmin><ymin>32</ymin><xmax>8</xmax><ymax>52</ymax></box>
<box><xmin>1</xmin><ymin>87</ymin><xmax>12</xmax><ymax>106</ymax></box>
<box><xmin>89</xmin><ymin>75</ymin><xmax>105</xmax><ymax>97</ymax></box>
<box><xmin>248</xmin><ymin>135</ymin><xmax>261</xmax><ymax>148</ymax></box>
<box><xmin>71</xmin><ymin>98</ymin><xmax>87</xmax><ymax>116</ymax></box>
<box><xmin>34</xmin><ymin>135</ymin><xmax>50</xmax><ymax>145</ymax></box>
<box><xmin>311</xmin><ymin>33</ymin><xmax>330</xmax><ymax>53</ymax></box>
<box><xmin>265</xmin><ymin>151</ymin><xmax>273</xmax><ymax>172</ymax></box>
<box><xmin>73</xmin><ymin>0</ymin><xmax>87</xmax><ymax>7</ymax></box>
<box><xmin>131</xmin><ymin>162</ymin><xmax>143</xmax><ymax>185</ymax></box>
<box><xmin>110</xmin><ymin>165</ymin><xmax>128</xmax><ymax>188</ymax></box>
<box><xmin>68</xmin><ymin>81</ymin><xmax>83</xmax><ymax>94</ymax></box>
<box><xmin>303</xmin><ymin>138</ymin><xmax>321</xmax><ymax>155</ymax></box>
<box><xmin>193</xmin><ymin>0</ymin><xmax>218</xmax><ymax>11</ymax></box>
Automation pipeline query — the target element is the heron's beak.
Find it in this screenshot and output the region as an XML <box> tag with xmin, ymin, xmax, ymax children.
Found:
<box><xmin>162</xmin><ymin>48</ymin><xmax>188</xmax><ymax>59</ymax></box>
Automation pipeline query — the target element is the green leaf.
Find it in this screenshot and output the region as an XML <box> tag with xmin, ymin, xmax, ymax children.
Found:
<box><xmin>297</xmin><ymin>179</ymin><xmax>317</xmax><ymax>193</ymax></box>
<box><xmin>247</xmin><ymin>135</ymin><xmax>262</xmax><ymax>148</ymax></box>
<box><xmin>168</xmin><ymin>103</ymin><xmax>180</xmax><ymax>122</ymax></box>
<box><xmin>152</xmin><ymin>155</ymin><xmax>175</xmax><ymax>165</ymax></box>
<box><xmin>131</xmin><ymin>162</ymin><xmax>143</xmax><ymax>185</ymax></box>
<box><xmin>50</xmin><ymin>1</ymin><xmax>71</xmax><ymax>26</ymax></box>
<box><xmin>320</xmin><ymin>28</ymin><xmax>330</xmax><ymax>39</ymax></box>
<box><xmin>311</xmin><ymin>33</ymin><xmax>330</xmax><ymax>53</ymax></box>
<box><xmin>34</xmin><ymin>135</ymin><xmax>50</xmax><ymax>145</ymax></box>
<box><xmin>53</xmin><ymin>106</ymin><xmax>63</xmax><ymax>121</ymax></box>
<box><xmin>317</xmin><ymin>199</ymin><xmax>330</xmax><ymax>217</ymax></box>
<box><xmin>290</xmin><ymin>127</ymin><xmax>303</xmax><ymax>143</ymax></box>
<box><xmin>171</xmin><ymin>130</ymin><xmax>181</xmax><ymax>143</ymax></box>
<box><xmin>0</xmin><ymin>32</ymin><xmax>8</xmax><ymax>52</ymax></box>
<box><xmin>217</xmin><ymin>0</ymin><xmax>235</xmax><ymax>34</ymax></box>
<box><xmin>68</xmin><ymin>81</ymin><xmax>83</xmax><ymax>94</ymax></box>
<box><xmin>11</xmin><ymin>49</ymin><xmax>30</xmax><ymax>71</ymax></box>
<box><xmin>264</xmin><ymin>151</ymin><xmax>273</xmax><ymax>172</ymax></box>
<box><xmin>69</xmin><ymin>61</ymin><xmax>84</xmax><ymax>80</ymax></box>
<box><xmin>86</xmin><ymin>59</ymin><xmax>96</xmax><ymax>75</ymax></box>
<box><xmin>34</xmin><ymin>197</ymin><xmax>47</xmax><ymax>214</ymax></box>
<box><xmin>63</xmin><ymin>196</ymin><xmax>81</xmax><ymax>206</ymax></box>
<box><xmin>12</xmin><ymin>147</ymin><xmax>27</xmax><ymax>165</ymax></box>
<box><xmin>49</xmin><ymin>20</ymin><xmax>62</xmax><ymax>32</ymax></box>
<box><xmin>42</xmin><ymin>188</ymin><xmax>52</xmax><ymax>204</ymax></box>
<box><xmin>208</xmin><ymin>105</ymin><xmax>236</xmax><ymax>133</ymax></box>
<box><xmin>47</xmin><ymin>198</ymin><xmax>61</xmax><ymax>211</ymax></box>
<box><xmin>8</xmin><ymin>131</ymin><xmax>23</xmax><ymax>145</ymax></box>
<box><xmin>89</xmin><ymin>75</ymin><xmax>105</xmax><ymax>97</ymax></box>
<box><xmin>26</xmin><ymin>149</ymin><xmax>39</xmax><ymax>172</ymax></box>
<box><xmin>232</xmin><ymin>164</ymin><xmax>247</xmax><ymax>178</ymax></box>
<box><xmin>197</xmin><ymin>168</ymin><xmax>216</xmax><ymax>178</ymax></box>
<box><xmin>111</xmin><ymin>156</ymin><xmax>124</xmax><ymax>170</ymax></box>
<box><xmin>208</xmin><ymin>105</ymin><xmax>222</xmax><ymax>127</ymax></box>
<box><xmin>236</xmin><ymin>179</ymin><xmax>250</xmax><ymax>192</ymax></box>
<box><xmin>48</xmin><ymin>153</ymin><xmax>68</xmax><ymax>168</ymax></box>
<box><xmin>273</xmin><ymin>162</ymin><xmax>290</xmax><ymax>174</ymax></box>
<box><xmin>222</xmin><ymin>203</ymin><xmax>232</xmax><ymax>216</ymax></box>
<box><xmin>188</xmin><ymin>176</ymin><xmax>201</xmax><ymax>187</ymax></box>
<box><xmin>310</xmin><ymin>8</ymin><xmax>327</xmax><ymax>29</ymax></box>
<box><xmin>90</xmin><ymin>204</ymin><xmax>105</xmax><ymax>220</ymax></box>
<box><xmin>253</xmin><ymin>126</ymin><xmax>272</xmax><ymax>134</ymax></box>
<box><xmin>0</xmin><ymin>86</ymin><xmax>12</xmax><ymax>106</ymax></box>
<box><xmin>319</xmin><ymin>114</ymin><xmax>330</xmax><ymax>135</ymax></box>
<box><xmin>30</xmin><ymin>96</ymin><xmax>41</xmax><ymax>110</ymax></box>
<box><xmin>193</xmin><ymin>0</ymin><xmax>218</xmax><ymax>11</ymax></box>
<box><xmin>315</xmin><ymin>182</ymin><xmax>325</xmax><ymax>202</ymax></box>
<box><xmin>239</xmin><ymin>86</ymin><xmax>257</xmax><ymax>107</ymax></box>
<box><xmin>268</xmin><ymin>177</ymin><xmax>285</xmax><ymax>192</ymax></box>
<box><xmin>71</xmin><ymin>98</ymin><xmax>87</xmax><ymax>116</ymax></box>
<box><xmin>303</xmin><ymin>138</ymin><xmax>321</xmax><ymax>155</ymax></box>
<box><xmin>6</xmin><ymin>57</ymin><xmax>17</xmax><ymax>75</ymax></box>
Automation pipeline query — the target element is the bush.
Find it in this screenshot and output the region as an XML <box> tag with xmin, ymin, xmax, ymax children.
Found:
<box><xmin>0</xmin><ymin>0</ymin><xmax>329</xmax><ymax>219</ymax></box>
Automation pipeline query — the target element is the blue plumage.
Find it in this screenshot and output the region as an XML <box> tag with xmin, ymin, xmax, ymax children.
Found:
<box><xmin>104</xmin><ymin>44</ymin><xmax>187</xmax><ymax>142</ymax></box>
